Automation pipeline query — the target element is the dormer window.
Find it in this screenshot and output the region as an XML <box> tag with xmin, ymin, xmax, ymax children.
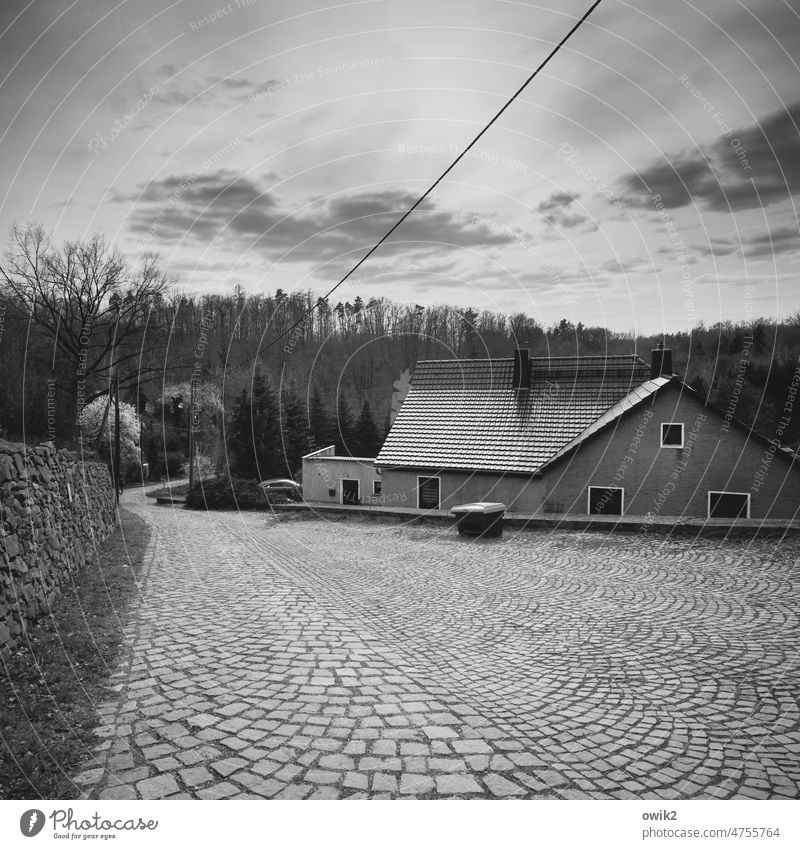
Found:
<box><xmin>661</xmin><ymin>423</ymin><xmax>684</xmax><ymax>448</ymax></box>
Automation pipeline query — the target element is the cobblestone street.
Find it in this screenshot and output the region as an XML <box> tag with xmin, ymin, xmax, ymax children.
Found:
<box><xmin>73</xmin><ymin>491</ymin><xmax>800</xmax><ymax>799</ymax></box>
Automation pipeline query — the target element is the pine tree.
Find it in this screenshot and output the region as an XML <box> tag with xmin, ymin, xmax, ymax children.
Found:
<box><xmin>334</xmin><ymin>394</ymin><xmax>353</xmax><ymax>456</ymax></box>
<box><xmin>280</xmin><ymin>384</ymin><xmax>308</xmax><ymax>477</ymax></box>
<box><xmin>228</xmin><ymin>388</ymin><xmax>256</xmax><ymax>477</ymax></box>
<box><xmin>752</xmin><ymin>323</ymin><xmax>766</xmax><ymax>355</ymax></box>
<box><xmin>352</xmin><ymin>399</ymin><xmax>382</xmax><ymax>457</ymax></box>
<box><xmin>227</xmin><ymin>374</ymin><xmax>283</xmax><ymax>479</ymax></box>
<box><xmin>251</xmin><ymin>372</ymin><xmax>282</xmax><ymax>478</ymax></box>
<box><xmin>307</xmin><ymin>385</ymin><xmax>333</xmax><ymax>451</ymax></box>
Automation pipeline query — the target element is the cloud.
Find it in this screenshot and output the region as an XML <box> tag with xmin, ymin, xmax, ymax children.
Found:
<box><xmin>204</xmin><ymin>75</ymin><xmax>254</xmax><ymax>91</ymax></box>
<box><xmin>598</xmin><ymin>257</ymin><xmax>660</xmax><ymax>274</ymax></box>
<box><xmin>691</xmin><ymin>225</ymin><xmax>800</xmax><ymax>259</ymax></box>
<box><xmin>154</xmin><ymin>88</ymin><xmax>193</xmax><ymax>106</ymax></box>
<box><xmin>120</xmin><ymin>171</ymin><xmax>516</xmax><ymax>263</ymax></box>
<box><xmin>617</xmin><ymin>102</ymin><xmax>800</xmax><ymax>211</ymax></box>
<box><xmin>152</xmin><ymin>67</ymin><xmax>259</xmax><ymax>107</ymax></box>
<box><xmin>740</xmin><ymin>226</ymin><xmax>800</xmax><ymax>258</ymax></box>
<box><xmin>535</xmin><ymin>191</ymin><xmax>587</xmax><ymax>228</ymax></box>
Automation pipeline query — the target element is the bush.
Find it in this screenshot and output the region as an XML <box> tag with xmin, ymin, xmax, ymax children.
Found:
<box><xmin>184</xmin><ymin>477</ymin><xmax>267</xmax><ymax>510</ymax></box>
<box><xmin>179</xmin><ymin>453</ymin><xmax>216</xmax><ymax>480</ymax></box>
<box><xmin>78</xmin><ymin>396</ymin><xmax>141</xmax><ymax>480</ymax></box>
<box><xmin>163</xmin><ymin>451</ymin><xmax>186</xmax><ymax>476</ymax></box>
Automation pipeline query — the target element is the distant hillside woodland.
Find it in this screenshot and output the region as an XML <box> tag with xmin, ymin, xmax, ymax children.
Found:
<box><xmin>1</xmin><ymin>227</ymin><xmax>799</xmax><ymax>480</ymax></box>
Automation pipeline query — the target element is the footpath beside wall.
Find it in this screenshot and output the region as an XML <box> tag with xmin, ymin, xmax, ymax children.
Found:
<box><xmin>0</xmin><ymin>440</ymin><xmax>117</xmax><ymax>658</ymax></box>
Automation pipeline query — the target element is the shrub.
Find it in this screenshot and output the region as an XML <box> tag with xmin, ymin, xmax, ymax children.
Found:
<box><xmin>78</xmin><ymin>396</ymin><xmax>141</xmax><ymax>479</ymax></box>
<box><xmin>163</xmin><ymin>451</ymin><xmax>186</xmax><ymax>476</ymax></box>
<box><xmin>184</xmin><ymin>477</ymin><xmax>267</xmax><ymax>510</ymax></box>
<box><xmin>179</xmin><ymin>453</ymin><xmax>216</xmax><ymax>480</ymax></box>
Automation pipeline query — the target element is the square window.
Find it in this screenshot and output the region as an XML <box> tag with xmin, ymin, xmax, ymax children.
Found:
<box><xmin>587</xmin><ymin>486</ymin><xmax>623</xmax><ymax>516</ymax></box>
<box><xmin>372</xmin><ymin>480</ymin><xmax>382</xmax><ymax>495</ymax></box>
<box><xmin>661</xmin><ymin>423</ymin><xmax>684</xmax><ymax>448</ymax></box>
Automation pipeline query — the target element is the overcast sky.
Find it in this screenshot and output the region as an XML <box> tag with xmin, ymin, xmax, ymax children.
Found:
<box><xmin>1</xmin><ymin>0</ymin><xmax>798</xmax><ymax>333</ymax></box>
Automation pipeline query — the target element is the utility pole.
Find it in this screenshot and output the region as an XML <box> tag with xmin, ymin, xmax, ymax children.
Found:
<box><xmin>188</xmin><ymin>377</ymin><xmax>196</xmax><ymax>491</ymax></box>
<box><xmin>114</xmin><ymin>372</ymin><xmax>121</xmax><ymax>504</ymax></box>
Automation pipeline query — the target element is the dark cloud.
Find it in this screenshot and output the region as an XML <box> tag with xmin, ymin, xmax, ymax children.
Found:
<box><xmin>535</xmin><ymin>191</ymin><xmax>587</xmax><ymax>228</ymax></box>
<box><xmin>618</xmin><ymin>102</ymin><xmax>800</xmax><ymax>211</ymax></box>
<box><xmin>120</xmin><ymin>171</ymin><xmax>516</xmax><ymax>262</ymax></box>
<box><xmin>691</xmin><ymin>226</ymin><xmax>800</xmax><ymax>259</ymax></box>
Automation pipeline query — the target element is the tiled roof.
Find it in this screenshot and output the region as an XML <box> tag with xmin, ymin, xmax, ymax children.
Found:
<box><xmin>540</xmin><ymin>376</ymin><xmax>674</xmax><ymax>469</ymax></box>
<box><xmin>376</xmin><ymin>355</ymin><xmax>652</xmax><ymax>474</ymax></box>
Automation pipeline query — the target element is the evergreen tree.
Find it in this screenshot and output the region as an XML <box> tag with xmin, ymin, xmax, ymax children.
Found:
<box><xmin>752</xmin><ymin>323</ymin><xmax>766</xmax><ymax>355</ymax></box>
<box><xmin>227</xmin><ymin>373</ymin><xmax>282</xmax><ymax>478</ymax></box>
<box><xmin>280</xmin><ymin>384</ymin><xmax>309</xmax><ymax>477</ymax></box>
<box><xmin>352</xmin><ymin>399</ymin><xmax>382</xmax><ymax>457</ymax></box>
<box><xmin>334</xmin><ymin>394</ymin><xmax>353</xmax><ymax>456</ymax></box>
<box><xmin>307</xmin><ymin>384</ymin><xmax>333</xmax><ymax>451</ymax></box>
<box><xmin>228</xmin><ymin>388</ymin><xmax>256</xmax><ymax>477</ymax></box>
<box><xmin>251</xmin><ymin>372</ymin><xmax>282</xmax><ymax>478</ymax></box>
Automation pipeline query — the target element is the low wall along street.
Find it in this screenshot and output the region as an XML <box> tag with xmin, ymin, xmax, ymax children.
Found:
<box><xmin>0</xmin><ymin>440</ymin><xmax>117</xmax><ymax>658</ymax></box>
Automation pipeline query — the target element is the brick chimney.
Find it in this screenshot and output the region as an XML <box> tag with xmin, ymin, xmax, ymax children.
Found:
<box><xmin>513</xmin><ymin>347</ymin><xmax>531</xmax><ymax>389</ymax></box>
<box><xmin>650</xmin><ymin>342</ymin><xmax>673</xmax><ymax>379</ymax></box>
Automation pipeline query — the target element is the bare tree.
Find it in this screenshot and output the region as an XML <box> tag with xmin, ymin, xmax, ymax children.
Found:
<box><xmin>0</xmin><ymin>224</ymin><xmax>175</xmax><ymax>409</ymax></box>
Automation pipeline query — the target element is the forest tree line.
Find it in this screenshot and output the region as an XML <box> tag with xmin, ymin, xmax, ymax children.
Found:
<box><xmin>1</xmin><ymin>226</ymin><xmax>799</xmax><ymax>480</ymax></box>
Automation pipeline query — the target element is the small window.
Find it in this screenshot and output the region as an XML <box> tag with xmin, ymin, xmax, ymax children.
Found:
<box><xmin>417</xmin><ymin>476</ymin><xmax>440</xmax><ymax>510</ymax></box>
<box><xmin>661</xmin><ymin>423</ymin><xmax>684</xmax><ymax>448</ymax></box>
<box><xmin>708</xmin><ymin>491</ymin><xmax>750</xmax><ymax>519</ymax></box>
<box><xmin>372</xmin><ymin>480</ymin><xmax>382</xmax><ymax>495</ymax></box>
<box><xmin>587</xmin><ymin>486</ymin><xmax>624</xmax><ymax>516</ymax></box>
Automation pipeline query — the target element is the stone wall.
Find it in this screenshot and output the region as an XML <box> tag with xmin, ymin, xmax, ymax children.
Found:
<box><xmin>0</xmin><ymin>440</ymin><xmax>117</xmax><ymax>658</ymax></box>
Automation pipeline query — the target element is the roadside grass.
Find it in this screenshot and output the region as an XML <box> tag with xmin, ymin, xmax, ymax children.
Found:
<box><xmin>0</xmin><ymin>507</ymin><xmax>150</xmax><ymax>799</ymax></box>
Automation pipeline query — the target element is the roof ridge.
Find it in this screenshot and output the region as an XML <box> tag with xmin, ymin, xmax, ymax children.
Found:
<box><xmin>416</xmin><ymin>354</ymin><xmax>645</xmax><ymax>365</ymax></box>
<box><xmin>415</xmin><ymin>358</ymin><xmax>508</xmax><ymax>364</ymax></box>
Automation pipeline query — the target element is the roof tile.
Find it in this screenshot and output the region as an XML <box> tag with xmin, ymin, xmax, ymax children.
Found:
<box><xmin>376</xmin><ymin>355</ymin><xmax>652</xmax><ymax>474</ymax></box>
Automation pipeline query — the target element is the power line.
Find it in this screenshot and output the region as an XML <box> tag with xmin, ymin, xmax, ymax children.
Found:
<box><xmin>226</xmin><ymin>0</ymin><xmax>605</xmax><ymax>375</ymax></box>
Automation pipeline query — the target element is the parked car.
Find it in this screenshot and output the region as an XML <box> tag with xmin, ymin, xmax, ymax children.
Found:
<box><xmin>260</xmin><ymin>478</ymin><xmax>303</xmax><ymax>503</ymax></box>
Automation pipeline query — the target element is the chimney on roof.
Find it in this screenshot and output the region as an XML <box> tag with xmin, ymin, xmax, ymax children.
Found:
<box><xmin>650</xmin><ymin>342</ymin><xmax>673</xmax><ymax>379</ymax></box>
<box><xmin>513</xmin><ymin>347</ymin><xmax>531</xmax><ymax>390</ymax></box>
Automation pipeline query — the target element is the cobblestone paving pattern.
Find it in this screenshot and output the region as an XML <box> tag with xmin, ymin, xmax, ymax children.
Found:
<box><xmin>72</xmin><ymin>492</ymin><xmax>800</xmax><ymax>799</ymax></box>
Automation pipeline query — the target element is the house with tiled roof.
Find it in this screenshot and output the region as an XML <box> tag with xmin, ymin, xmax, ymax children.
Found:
<box><xmin>374</xmin><ymin>346</ymin><xmax>800</xmax><ymax>520</ymax></box>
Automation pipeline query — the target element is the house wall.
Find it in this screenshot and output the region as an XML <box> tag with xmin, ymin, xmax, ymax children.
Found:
<box><xmin>379</xmin><ymin>468</ymin><xmax>544</xmax><ymax>513</ymax></box>
<box><xmin>542</xmin><ymin>385</ymin><xmax>800</xmax><ymax>519</ymax></box>
<box><xmin>302</xmin><ymin>447</ymin><xmax>384</xmax><ymax>505</ymax></box>
<box><xmin>378</xmin><ymin>386</ymin><xmax>800</xmax><ymax>520</ymax></box>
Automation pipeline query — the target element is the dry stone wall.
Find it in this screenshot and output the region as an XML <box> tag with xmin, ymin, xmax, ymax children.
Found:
<box><xmin>0</xmin><ymin>440</ymin><xmax>117</xmax><ymax>658</ymax></box>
